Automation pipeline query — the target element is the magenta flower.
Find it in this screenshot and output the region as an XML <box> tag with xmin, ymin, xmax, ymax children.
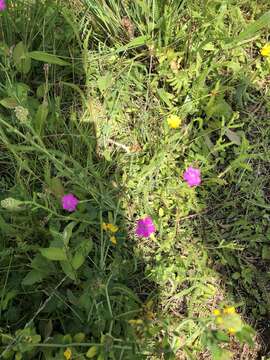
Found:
<box><xmin>61</xmin><ymin>193</ymin><xmax>79</xmax><ymax>212</ymax></box>
<box><xmin>0</xmin><ymin>0</ymin><xmax>6</xmax><ymax>11</ymax></box>
<box><xmin>183</xmin><ymin>166</ymin><xmax>201</xmax><ymax>187</ymax></box>
<box><xmin>135</xmin><ymin>216</ymin><xmax>156</xmax><ymax>238</ymax></box>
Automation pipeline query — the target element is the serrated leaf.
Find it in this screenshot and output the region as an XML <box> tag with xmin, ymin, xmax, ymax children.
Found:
<box><xmin>40</xmin><ymin>247</ymin><xmax>67</xmax><ymax>261</ymax></box>
<box><xmin>28</xmin><ymin>51</ymin><xmax>70</xmax><ymax>66</ymax></box>
<box><xmin>157</xmin><ymin>88</ymin><xmax>174</xmax><ymax>107</ymax></box>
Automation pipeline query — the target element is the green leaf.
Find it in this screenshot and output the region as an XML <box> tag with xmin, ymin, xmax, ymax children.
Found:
<box><xmin>31</xmin><ymin>254</ymin><xmax>55</xmax><ymax>272</ymax></box>
<box><xmin>262</xmin><ymin>245</ymin><xmax>270</xmax><ymax>260</ymax></box>
<box><xmin>157</xmin><ymin>88</ymin><xmax>174</xmax><ymax>107</ymax></box>
<box><xmin>1</xmin><ymin>290</ymin><xmax>17</xmax><ymax>311</ymax></box>
<box><xmin>73</xmin><ymin>333</ymin><xmax>85</xmax><ymax>343</ymax></box>
<box><xmin>40</xmin><ymin>247</ymin><xmax>67</xmax><ymax>261</ymax></box>
<box><xmin>0</xmin><ymin>98</ymin><xmax>18</xmax><ymax>109</ymax></box>
<box><xmin>215</xmin><ymin>330</ymin><xmax>230</xmax><ymax>342</ymax></box>
<box><xmin>206</xmin><ymin>98</ymin><xmax>232</xmax><ymax>120</ymax></box>
<box><xmin>22</xmin><ymin>270</ymin><xmax>45</xmax><ymax>286</ymax></box>
<box><xmin>226</xmin><ymin>11</ymin><xmax>270</xmax><ymax>47</ymax></box>
<box><xmin>60</xmin><ymin>260</ymin><xmax>76</xmax><ymax>280</ymax></box>
<box><xmin>86</xmin><ymin>346</ymin><xmax>98</xmax><ymax>358</ymax></box>
<box><xmin>116</xmin><ymin>35</ymin><xmax>149</xmax><ymax>52</ymax></box>
<box><xmin>211</xmin><ymin>345</ymin><xmax>232</xmax><ymax>360</ymax></box>
<box><xmin>202</xmin><ymin>42</ymin><xmax>216</xmax><ymax>51</ymax></box>
<box><xmin>225</xmin><ymin>129</ymin><xmax>241</xmax><ymax>146</ymax></box>
<box><xmin>36</xmin><ymin>83</ymin><xmax>50</xmax><ymax>98</ymax></box>
<box><xmin>15</xmin><ymin>352</ymin><xmax>22</xmax><ymax>360</ymax></box>
<box><xmin>13</xmin><ymin>42</ymin><xmax>31</xmax><ymax>74</ymax></box>
<box><xmin>39</xmin><ymin>320</ymin><xmax>53</xmax><ymax>340</ymax></box>
<box><xmin>49</xmin><ymin>177</ymin><xmax>65</xmax><ymax>198</ymax></box>
<box><xmin>72</xmin><ymin>239</ymin><xmax>92</xmax><ymax>270</ymax></box>
<box><xmin>235</xmin><ymin>325</ymin><xmax>255</xmax><ymax>346</ymax></box>
<box><xmin>97</xmin><ymin>73</ymin><xmax>113</xmax><ymax>92</ymax></box>
<box><xmin>63</xmin><ymin>221</ymin><xmax>77</xmax><ymax>247</ymax></box>
<box><xmin>71</xmin><ymin>252</ymin><xmax>85</xmax><ymax>270</ymax></box>
<box><xmin>28</xmin><ymin>51</ymin><xmax>70</xmax><ymax>66</ymax></box>
<box><xmin>223</xmin><ymin>314</ymin><xmax>243</xmax><ymax>332</ymax></box>
<box><xmin>35</xmin><ymin>102</ymin><xmax>49</xmax><ymax>135</ymax></box>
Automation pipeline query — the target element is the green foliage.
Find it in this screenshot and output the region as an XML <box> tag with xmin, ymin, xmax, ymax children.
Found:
<box><xmin>1</xmin><ymin>0</ymin><xmax>270</xmax><ymax>359</ymax></box>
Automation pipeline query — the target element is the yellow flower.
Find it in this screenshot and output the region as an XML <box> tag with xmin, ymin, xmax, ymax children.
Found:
<box><xmin>224</xmin><ymin>306</ymin><xmax>235</xmax><ymax>315</ymax></box>
<box><xmin>228</xmin><ymin>327</ymin><xmax>236</xmax><ymax>335</ymax></box>
<box><xmin>260</xmin><ymin>44</ymin><xmax>270</xmax><ymax>57</ymax></box>
<box><xmin>213</xmin><ymin>309</ymin><xmax>221</xmax><ymax>316</ymax></box>
<box><xmin>64</xmin><ymin>348</ymin><xmax>72</xmax><ymax>360</ymax></box>
<box><xmin>110</xmin><ymin>236</ymin><xmax>117</xmax><ymax>245</ymax></box>
<box><xmin>102</xmin><ymin>223</ymin><xmax>108</xmax><ymax>231</ymax></box>
<box><xmin>167</xmin><ymin>115</ymin><xmax>182</xmax><ymax>129</ymax></box>
<box><xmin>106</xmin><ymin>223</ymin><xmax>119</xmax><ymax>233</ymax></box>
<box><xmin>216</xmin><ymin>316</ymin><xmax>223</xmax><ymax>325</ymax></box>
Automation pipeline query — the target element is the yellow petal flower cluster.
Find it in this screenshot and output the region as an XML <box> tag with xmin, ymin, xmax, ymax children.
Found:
<box><xmin>102</xmin><ymin>223</ymin><xmax>119</xmax><ymax>245</ymax></box>
<box><xmin>167</xmin><ymin>115</ymin><xmax>182</xmax><ymax>129</ymax></box>
<box><xmin>261</xmin><ymin>44</ymin><xmax>270</xmax><ymax>57</ymax></box>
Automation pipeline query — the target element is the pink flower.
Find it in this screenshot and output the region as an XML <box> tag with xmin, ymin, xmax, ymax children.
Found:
<box><xmin>61</xmin><ymin>194</ymin><xmax>79</xmax><ymax>212</ymax></box>
<box><xmin>0</xmin><ymin>0</ymin><xmax>6</xmax><ymax>11</ymax></box>
<box><xmin>183</xmin><ymin>166</ymin><xmax>201</xmax><ymax>187</ymax></box>
<box><xmin>135</xmin><ymin>216</ymin><xmax>156</xmax><ymax>238</ymax></box>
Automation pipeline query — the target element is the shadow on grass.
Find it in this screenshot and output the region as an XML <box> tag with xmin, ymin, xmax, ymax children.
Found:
<box><xmin>196</xmin><ymin>159</ymin><xmax>270</xmax><ymax>358</ymax></box>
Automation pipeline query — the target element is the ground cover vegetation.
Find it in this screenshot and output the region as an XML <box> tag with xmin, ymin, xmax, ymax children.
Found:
<box><xmin>0</xmin><ymin>0</ymin><xmax>270</xmax><ymax>359</ymax></box>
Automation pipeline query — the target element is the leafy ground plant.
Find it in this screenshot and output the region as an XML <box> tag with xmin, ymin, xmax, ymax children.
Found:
<box><xmin>1</xmin><ymin>0</ymin><xmax>270</xmax><ymax>359</ymax></box>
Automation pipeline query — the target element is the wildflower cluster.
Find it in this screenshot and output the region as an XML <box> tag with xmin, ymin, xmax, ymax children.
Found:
<box><xmin>102</xmin><ymin>222</ymin><xmax>119</xmax><ymax>245</ymax></box>
<box><xmin>60</xmin><ymin>165</ymin><xmax>201</xmax><ymax>241</ymax></box>
<box><xmin>212</xmin><ymin>306</ymin><xmax>243</xmax><ymax>335</ymax></box>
